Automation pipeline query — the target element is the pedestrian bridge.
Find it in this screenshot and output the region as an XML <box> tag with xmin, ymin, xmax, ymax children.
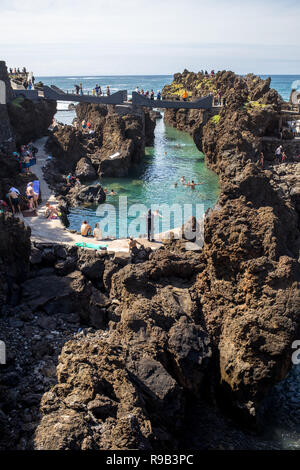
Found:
<box><xmin>12</xmin><ymin>85</ymin><xmax>214</xmax><ymax>110</ymax></box>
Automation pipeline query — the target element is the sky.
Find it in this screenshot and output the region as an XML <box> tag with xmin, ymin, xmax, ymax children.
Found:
<box><xmin>0</xmin><ymin>0</ymin><xmax>299</xmax><ymax>76</ymax></box>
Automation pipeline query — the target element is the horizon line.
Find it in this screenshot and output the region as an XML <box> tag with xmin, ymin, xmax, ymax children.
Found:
<box><xmin>34</xmin><ymin>73</ymin><xmax>300</xmax><ymax>78</ymax></box>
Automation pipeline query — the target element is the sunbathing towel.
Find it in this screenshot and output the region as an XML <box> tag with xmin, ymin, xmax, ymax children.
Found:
<box><xmin>75</xmin><ymin>242</ymin><xmax>108</xmax><ymax>250</ymax></box>
<box><xmin>33</xmin><ymin>180</ymin><xmax>40</xmax><ymax>195</ymax></box>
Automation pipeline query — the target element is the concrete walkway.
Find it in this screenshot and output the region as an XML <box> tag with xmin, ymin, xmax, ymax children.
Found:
<box><xmin>18</xmin><ymin>137</ymin><xmax>164</xmax><ymax>252</ymax></box>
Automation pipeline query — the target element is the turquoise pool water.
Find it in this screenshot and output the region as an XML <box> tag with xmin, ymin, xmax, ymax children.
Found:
<box><xmin>67</xmin><ymin>116</ymin><xmax>219</xmax><ymax>238</ymax></box>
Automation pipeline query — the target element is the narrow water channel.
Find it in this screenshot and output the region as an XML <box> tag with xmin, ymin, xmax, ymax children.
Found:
<box><xmin>67</xmin><ymin>114</ymin><xmax>219</xmax><ymax>238</ymax></box>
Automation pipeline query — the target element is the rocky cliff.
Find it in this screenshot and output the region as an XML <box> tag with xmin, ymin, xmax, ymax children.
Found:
<box><xmin>1</xmin><ymin>69</ymin><xmax>299</xmax><ymax>451</ymax></box>
<box><xmin>47</xmin><ymin>103</ymin><xmax>155</xmax><ymax>180</ymax></box>
<box><xmin>0</xmin><ymin>61</ymin><xmax>56</xmax><ymax>148</ymax></box>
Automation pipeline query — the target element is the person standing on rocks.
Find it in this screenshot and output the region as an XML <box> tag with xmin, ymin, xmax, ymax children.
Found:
<box><xmin>106</xmin><ymin>86</ymin><xmax>111</xmax><ymax>96</ymax></box>
<box><xmin>259</xmin><ymin>152</ymin><xmax>264</xmax><ymax>169</ymax></box>
<box><xmin>150</xmin><ymin>89</ymin><xmax>154</xmax><ymax>100</ymax></box>
<box><xmin>7</xmin><ymin>189</ymin><xmax>21</xmax><ymax>215</ymax></box>
<box><xmin>275</xmin><ymin>145</ymin><xmax>282</xmax><ymax>164</ymax></box>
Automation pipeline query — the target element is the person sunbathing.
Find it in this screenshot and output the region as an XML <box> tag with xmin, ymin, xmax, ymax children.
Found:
<box><xmin>128</xmin><ymin>237</ymin><xmax>143</xmax><ymax>254</ymax></box>
<box><xmin>45</xmin><ymin>202</ymin><xmax>59</xmax><ymax>218</ymax></box>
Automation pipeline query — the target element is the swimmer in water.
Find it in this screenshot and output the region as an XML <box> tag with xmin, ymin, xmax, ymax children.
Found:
<box><xmin>174</xmin><ymin>182</ymin><xmax>178</xmax><ymax>188</ymax></box>
<box><xmin>109</xmin><ymin>189</ymin><xmax>117</xmax><ymax>196</ymax></box>
<box><xmin>153</xmin><ymin>210</ymin><xmax>163</xmax><ymax>218</ymax></box>
<box><xmin>180</xmin><ymin>176</ymin><xmax>185</xmax><ymax>184</ymax></box>
<box><xmin>189</xmin><ymin>180</ymin><xmax>203</xmax><ymax>189</ymax></box>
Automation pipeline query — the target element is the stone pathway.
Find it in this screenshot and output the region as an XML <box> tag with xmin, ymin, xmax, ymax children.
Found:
<box><xmin>18</xmin><ymin>137</ymin><xmax>164</xmax><ymax>252</ymax></box>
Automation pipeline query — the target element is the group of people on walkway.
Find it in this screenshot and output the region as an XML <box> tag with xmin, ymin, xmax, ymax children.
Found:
<box><xmin>135</xmin><ymin>87</ymin><xmax>161</xmax><ymax>100</ymax></box>
<box><xmin>9</xmin><ymin>67</ymin><xmax>27</xmax><ymax>75</ymax></box>
<box><xmin>74</xmin><ymin>83</ymin><xmax>111</xmax><ymax>96</ymax></box>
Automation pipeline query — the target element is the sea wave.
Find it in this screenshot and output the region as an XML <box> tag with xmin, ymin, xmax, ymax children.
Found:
<box><xmin>57</xmin><ymin>101</ymin><xmax>75</xmax><ymax>111</ymax></box>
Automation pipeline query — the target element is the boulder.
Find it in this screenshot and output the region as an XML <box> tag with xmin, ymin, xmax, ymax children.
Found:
<box><xmin>75</xmin><ymin>157</ymin><xmax>97</xmax><ymax>182</ymax></box>
<box><xmin>68</xmin><ymin>184</ymin><xmax>106</xmax><ymax>205</ymax></box>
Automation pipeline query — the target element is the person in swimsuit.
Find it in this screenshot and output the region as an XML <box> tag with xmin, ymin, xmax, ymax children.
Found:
<box><xmin>93</xmin><ymin>223</ymin><xmax>103</xmax><ymax>241</ymax></box>
<box><xmin>8</xmin><ymin>189</ymin><xmax>21</xmax><ymax>214</ymax></box>
<box><xmin>188</xmin><ymin>180</ymin><xmax>203</xmax><ymax>189</ymax></box>
<box><xmin>128</xmin><ymin>237</ymin><xmax>143</xmax><ymax>255</ymax></box>
<box><xmin>26</xmin><ymin>184</ymin><xmax>36</xmax><ymax>210</ymax></box>
<box><xmin>27</xmin><ymin>182</ymin><xmax>38</xmax><ymax>208</ymax></box>
<box><xmin>45</xmin><ymin>202</ymin><xmax>59</xmax><ymax>218</ymax></box>
<box><xmin>81</xmin><ymin>220</ymin><xmax>92</xmax><ymax>236</ymax></box>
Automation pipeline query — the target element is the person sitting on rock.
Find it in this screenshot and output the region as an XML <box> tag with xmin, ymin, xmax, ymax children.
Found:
<box><xmin>45</xmin><ymin>202</ymin><xmax>59</xmax><ymax>219</ymax></box>
<box><xmin>128</xmin><ymin>237</ymin><xmax>143</xmax><ymax>255</ymax></box>
<box><xmin>81</xmin><ymin>220</ymin><xmax>92</xmax><ymax>237</ymax></box>
<box><xmin>93</xmin><ymin>223</ymin><xmax>103</xmax><ymax>241</ymax></box>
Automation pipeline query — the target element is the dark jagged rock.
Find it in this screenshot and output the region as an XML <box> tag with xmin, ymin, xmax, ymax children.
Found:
<box><xmin>67</xmin><ymin>183</ymin><xmax>106</xmax><ymax>206</ymax></box>
<box><xmin>8</xmin><ymin>98</ymin><xmax>56</xmax><ymax>146</ymax></box>
<box><xmin>75</xmin><ymin>157</ymin><xmax>97</xmax><ymax>181</ymax></box>
<box><xmin>1</xmin><ymin>67</ymin><xmax>300</xmax><ymax>451</ymax></box>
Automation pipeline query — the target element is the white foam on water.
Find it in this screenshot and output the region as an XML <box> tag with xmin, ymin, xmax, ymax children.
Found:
<box><xmin>57</xmin><ymin>101</ymin><xmax>75</xmax><ymax>110</ymax></box>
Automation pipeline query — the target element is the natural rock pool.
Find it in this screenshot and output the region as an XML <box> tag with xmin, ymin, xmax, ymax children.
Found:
<box><xmin>67</xmin><ymin>115</ymin><xmax>219</xmax><ymax>238</ymax></box>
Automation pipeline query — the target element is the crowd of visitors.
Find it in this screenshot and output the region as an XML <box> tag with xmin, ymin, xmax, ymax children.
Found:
<box><xmin>3</xmin><ymin>181</ymin><xmax>39</xmax><ymax>215</ymax></box>
<box><xmin>1</xmin><ymin>143</ymin><xmax>40</xmax><ymax>215</ymax></box>
<box><xmin>74</xmin><ymin>83</ymin><xmax>111</xmax><ymax>96</ymax></box>
<box><xmin>9</xmin><ymin>66</ymin><xmax>35</xmax><ymax>89</ymax></box>
<box><xmin>12</xmin><ymin>143</ymin><xmax>38</xmax><ymax>173</ymax></box>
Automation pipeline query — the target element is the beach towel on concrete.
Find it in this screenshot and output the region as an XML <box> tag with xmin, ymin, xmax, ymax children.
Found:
<box><xmin>75</xmin><ymin>242</ymin><xmax>108</xmax><ymax>250</ymax></box>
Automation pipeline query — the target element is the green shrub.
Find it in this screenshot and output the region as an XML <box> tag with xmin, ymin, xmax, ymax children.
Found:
<box><xmin>211</xmin><ymin>114</ymin><xmax>221</xmax><ymax>125</ymax></box>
